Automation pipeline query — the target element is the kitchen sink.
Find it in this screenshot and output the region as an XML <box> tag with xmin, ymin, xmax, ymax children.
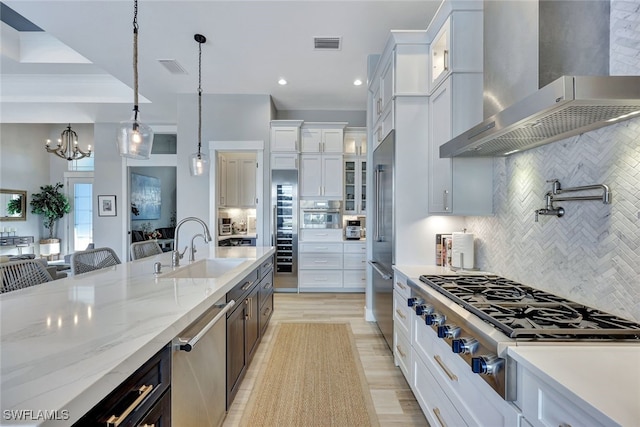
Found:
<box><xmin>160</xmin><ymin>258</ymin><xmax>248</xmax><ymax>279</ymax></box>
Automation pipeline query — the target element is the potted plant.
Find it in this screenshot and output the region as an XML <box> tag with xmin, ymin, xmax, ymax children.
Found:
<box><xmin>30</xmin><ymin>183</ymin><xmax>70</xmax><ymax>258</ymax></box>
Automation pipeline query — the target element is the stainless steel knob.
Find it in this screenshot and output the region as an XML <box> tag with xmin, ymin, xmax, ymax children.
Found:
<box><xmin>437</xmin><ymin>324</ymin><xmax>461</xmax><ymax>339</ymax></box>
<box><xmin>451</xmin><ymin>337</ymin><xmax>479</xmax><ymax>355</ymax></box>
<box><xmin>426</xmin><ymin>312</ymin><xmax>446</xmax><ymax>326</ymax></box>
<box><xmin>415</xmin><ymin>303</ymin><xmax>434</xmax><ymax>316</ymax></box>
<box><xmin>471</xmin><ymin>355</ymin><xmax>504</xmax><ymax>375</ymax></box>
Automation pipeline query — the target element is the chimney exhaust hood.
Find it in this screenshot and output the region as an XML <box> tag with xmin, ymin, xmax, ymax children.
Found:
<box><xmin>440</xmin><ymin>75</ymin><xmax>640</xmax><ymax>158</ymax></box>
<box><xmin>440</xmin><ymin>0</ymin><xmax>640</xmax><ymax>158</ymax></box>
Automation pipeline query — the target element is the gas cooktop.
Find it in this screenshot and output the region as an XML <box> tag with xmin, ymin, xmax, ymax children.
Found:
<box><xmin>419</xmin><ymin>274</ymin><xmax>640</xmax><ymax>340</ymax></box>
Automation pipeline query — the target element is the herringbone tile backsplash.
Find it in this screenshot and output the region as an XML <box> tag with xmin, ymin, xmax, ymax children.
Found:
<box><xmin>466</xmin><ymin>0</ymin><xmax>640</xmax><ymax>322</ymax></box>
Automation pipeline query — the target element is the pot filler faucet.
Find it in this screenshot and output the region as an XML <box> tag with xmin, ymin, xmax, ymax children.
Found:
<box><xmin>172</xmin><ymin>217</ymin><xmax>213</xmax><ymax>267</ymax></box>
<box><xmin>535</xmin><ymin>179</ymin><xmax>611</xmax><ymax>222</ymax></box>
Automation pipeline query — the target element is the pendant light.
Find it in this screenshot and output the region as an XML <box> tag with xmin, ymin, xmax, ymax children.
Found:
<box><xmin>116</xmin><ymin>0</ymin><xmax>154</xmax><ymax>159</ymax></box>
<box><xmin>189</xmin><ymin>34</ymin><xmax>209</xmax><ymax>176</ymax></box>
<box><xmin>46</xmin><ymin>124</ymin><xmax>92</xmax><ymax>161</ymax></box>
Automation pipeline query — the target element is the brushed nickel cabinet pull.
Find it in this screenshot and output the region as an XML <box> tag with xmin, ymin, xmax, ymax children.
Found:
<box><xmin>107</xmin><ymin>384</ymin><xmax>153</xmax><ymax>426</ymax></box>
<box><xmin>434</xmin><ymin>355</ymin><xmax>458</xmax><ymax>381</ymax></box>
<box><xmin>241</xmin><ymin>280</ymin><xmax>253</xmax><ymax>291</ymax></box>
<box><xmin>395</xmin><ymin>308</ymin><xmax>406</xmax><ymax>319</ymax></box>
<box><xmin>396</xmin><ymin>282</ymin><xmax>407</xmax><ymax>290</ymax></box>
<box><xmin>443</xmin><ymin>190</ymin><xmax>449</xmax><ymax>211</ymax></box>
<box><xmin>433</xmin><ymin>407</ymin><xmax>447</xmax><ymax>427</ymax></box>
<box><xmin>395</xmin><ymin>345</ymin><xmax>406</xmax><ymax>358</ymax></box>
<box><xmin>443</xmin><ymin>50</ymin><xmax>449</xmax><ymax>72</ymax></box>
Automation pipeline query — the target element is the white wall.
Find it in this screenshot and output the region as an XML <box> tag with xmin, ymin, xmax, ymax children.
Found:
<box><xmin>176</xmin><ymin>94</ymin><xmax>273</xmax><ymax>247</ymax></box>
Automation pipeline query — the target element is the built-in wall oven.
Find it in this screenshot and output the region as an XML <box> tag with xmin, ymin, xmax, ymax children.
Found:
<box><xmin>300</xmin><ymin>200</ymin><xmax>342</xmax><ymax>229</ymax></box>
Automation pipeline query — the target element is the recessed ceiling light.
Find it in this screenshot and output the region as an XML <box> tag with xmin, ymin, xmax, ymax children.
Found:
<box><xmin>278</xmin><ymin>79</ymin><xmax>287</xmax><ymax>85</ymax></box>
<box><xmin>353</xmin><ymin>79</ymin><xmax>363</xmax><ymax>86</ymax></box>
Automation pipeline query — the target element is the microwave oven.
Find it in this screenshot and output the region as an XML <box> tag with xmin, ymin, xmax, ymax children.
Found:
<box><xmin>300</xmin><ymin>200</ymin><xmax>342</xmax><ymax>229</ymax></box>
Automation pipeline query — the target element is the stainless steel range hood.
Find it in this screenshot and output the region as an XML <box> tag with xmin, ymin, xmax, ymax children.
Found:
<box><xmin>440</xmin><ymin>75</ymin><xmax>640</xmax><ymax>157</ymax></box>
<box><xmin>440</xmin><ymin>0</ymin><xmax>640</xmax><ymax>158</ymax></box>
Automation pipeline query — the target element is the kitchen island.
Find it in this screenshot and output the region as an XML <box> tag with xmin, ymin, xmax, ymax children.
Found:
<box><xmin>0</xmin><ymin>246</ymin><xmax>274</xmax><ymax>426</ymax></box>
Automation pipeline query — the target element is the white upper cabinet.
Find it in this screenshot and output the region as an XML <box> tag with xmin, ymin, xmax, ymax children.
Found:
<box><xmin>343</xmin><ymin>128</ymin><xmax>367</xmax><ymax>156</ymax></box>
<box><xmin>300</xmin><ymin>154</ymin><xmax>343</xmax><ymax>198</ymax></box>
<box><xmin>428</xmin><ymin>9</ymin><xmax>483</xmax><ymax>94</ymax></box>
<box><xmin>423</xmin><ymin>2</ymin><xmax>492</xmax><ymax>215</ymax></box>
<box><xmin>300</xmin><ymin>123</ymin><xmax>347</xmax><ymax>153</ymax></box>
<box><xmin>270</xmin><ymin>120</ymin><xmax>303</xmax><ymax>152</ymax></box>
<box><xmin>369</xmin><ymin>32</ymin><xmax>430</xmax><ymax>150</ymax></box>
<box><xmin>220</xmin><ymin>154</ymin><xmax>256</xmax><ymax>208</ymax></box>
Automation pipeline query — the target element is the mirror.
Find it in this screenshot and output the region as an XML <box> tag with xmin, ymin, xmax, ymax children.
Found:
<box><xmin>0</xmin><ymin>189</ymin><xmax>27</xmax><ymax>221</ymax></box>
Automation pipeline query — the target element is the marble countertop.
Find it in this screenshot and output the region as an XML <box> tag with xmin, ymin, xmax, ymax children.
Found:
<box><xmin>0</xmin><ymin>246</ymin><xmax>275</xmax><ymax>426</ymax></box>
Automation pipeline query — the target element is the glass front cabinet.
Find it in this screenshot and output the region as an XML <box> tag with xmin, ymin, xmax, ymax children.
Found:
<box><xmin>344</xmin><ymin>158</ymin><xmax>366</xmax><ymax>214</ymax></box>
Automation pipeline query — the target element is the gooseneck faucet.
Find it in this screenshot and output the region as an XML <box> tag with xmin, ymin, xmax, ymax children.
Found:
<box><xmin>172</xmin><ymin>217</ymin><xmax>213</xmax><ymax>267</ymax></box>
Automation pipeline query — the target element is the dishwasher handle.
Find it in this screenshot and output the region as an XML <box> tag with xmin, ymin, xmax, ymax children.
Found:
<box><xmin>176</xmin><ymin>300</ymin><xmax>235</xmax><ymax>352</ymax></box>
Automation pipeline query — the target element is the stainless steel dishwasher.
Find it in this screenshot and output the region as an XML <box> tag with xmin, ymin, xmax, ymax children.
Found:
<box><xmin>172</xmin><ymin>297</ymin><xmax>235</xmax><ymax>426</ymax></box>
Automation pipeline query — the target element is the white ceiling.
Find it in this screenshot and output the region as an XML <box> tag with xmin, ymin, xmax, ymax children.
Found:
<box><xmin>0</xmin><ymin>1</ymin><xmax>442</xmax><ymax>125</ymax></box>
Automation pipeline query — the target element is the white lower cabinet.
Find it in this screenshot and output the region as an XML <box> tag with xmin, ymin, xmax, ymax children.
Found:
<box><xmin>298</xmin><ymin>240</ymin><xmax>343</xmax><ymax>291</ymax></box>
<box><xmin>343</xmin><ymin>242</ymin><xmax>366</xmax><ymax>291</ymax></box>
<box><xmin>394</xmin><ymin>327</ymin><xmax>412</xmax><ymax>380</ymax></box>
<box><xmin>412</xmin><ymin>349</ymin><xmax>467</xmax><ymax>427</ymax></box>
<box><xmin>411</xmin><ymin>307</ymin><xmax>521</xmax><ymax>427</ymax></box>
<box><xmin>517</xmin><ymin>364</ymin><xmax>611</xmax><ymax>427</ymax></box>
<box><xmin>298</xmin><ymin>270</ymin><xmax>343</xmax><ymax>289</ymax></box>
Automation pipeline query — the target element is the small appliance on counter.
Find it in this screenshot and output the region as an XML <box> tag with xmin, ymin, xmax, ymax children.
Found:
<box><xmin>218</xmin><ymin>218</ymin><xmax>232</xmax><ymax>236</ymax></box>
<box><xmin>345</xmin><ymin>219</ymin><xmax>362</xmax><ymax>240</ymax></box>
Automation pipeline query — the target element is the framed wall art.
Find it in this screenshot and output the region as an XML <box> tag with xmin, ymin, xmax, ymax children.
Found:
<box><xmin>98</xmin><ymin>195</ymin><xmax>117</xmax><ymax>217</ymax></box>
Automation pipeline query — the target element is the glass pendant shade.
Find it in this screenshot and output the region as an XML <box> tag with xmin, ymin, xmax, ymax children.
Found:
<box><xmin>189</xmin><ymin>151</ymin><xmax>210</xmax><ymax>176</ymax></box>
<box><xmin>116</xmin><ymin>112</ymin><xmax>154</xmax><ymax>159</ymax></box>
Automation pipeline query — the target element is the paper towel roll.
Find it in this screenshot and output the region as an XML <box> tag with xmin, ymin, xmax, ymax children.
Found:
<box><xmin>451</xmin><ymin>232</ymin><xmax>474</xmax><ymax>269</ymax></box>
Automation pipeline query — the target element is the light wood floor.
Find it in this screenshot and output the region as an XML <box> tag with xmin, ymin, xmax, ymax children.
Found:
<box><xmin>223</xmin><ymin>293</ymin><xmax>428</xmax><ymax>427</ymax></box>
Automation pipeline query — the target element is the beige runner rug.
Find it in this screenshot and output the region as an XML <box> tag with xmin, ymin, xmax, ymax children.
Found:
<box><xmin>240</xmin><ymin>322</ymin><xmax>379</xmax><ymax>427</ymax></box>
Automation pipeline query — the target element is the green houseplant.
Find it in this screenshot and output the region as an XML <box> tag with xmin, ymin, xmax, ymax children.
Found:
<box><xmin>30</xmin><ymin>183</ymin><xmax>71</xmax><ymax>239</ymax></box>
<box><xmin>6</xmin><ymin>195</ymin><xmax>23</xmax><ymax>215</ymax></box>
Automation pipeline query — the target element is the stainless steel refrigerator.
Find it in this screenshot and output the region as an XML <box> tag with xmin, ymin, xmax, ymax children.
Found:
<box><xmin>370</xmin><ymin>130</ymin><xmax>395</xmax><ymax>350</ymax></box>
<box><xmin>271</xmin><ymin>169</ymin><xmax>298</xmax><ymax>291</ymax></box>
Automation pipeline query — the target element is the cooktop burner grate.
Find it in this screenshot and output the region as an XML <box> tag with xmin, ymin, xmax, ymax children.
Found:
<box><xmin>419</xmin><ymin>275</ymin><xmax>640</xmax><ymax>340</ymax></box>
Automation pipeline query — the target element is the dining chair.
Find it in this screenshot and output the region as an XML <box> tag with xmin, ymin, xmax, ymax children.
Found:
<box><xmin>1</xmin><ymin>259</ymin><xmax>53</xmax><ymax>293</ymax></box>
<box><xmin>130</xmin><ymin>241</ymin><xmax>163</xmax><ymax>261</ymax></box>
<box><xmin>71</xmin><ymin>247</ymin><xmax>121</xmax><ymax>275</ymax></box>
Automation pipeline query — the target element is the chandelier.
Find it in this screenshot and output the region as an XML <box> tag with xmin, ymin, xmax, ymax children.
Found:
<box><xmin>45</xmin><ymin>124</ymin><xmax>92</xmax><ymax>161</ymax></box>
<box><xmin>116</xmin><ymin>0</ymin><xmax>154</xmax><ymax>159</ymax></box>
<box><xmin>189</xmin><ymin>33</ymin><xmax>209</xmax><ymax>176</ymax></box>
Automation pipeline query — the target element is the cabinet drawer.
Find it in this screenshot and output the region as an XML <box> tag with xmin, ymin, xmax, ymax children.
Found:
<box><xmin>74</xmin><ymin>345</ymin><xmax>171</xmax><ymax>426</ymax></box>
<box><xmin>299</xmin><ymin>242</ymin><xmax>343</xmax><ymax>253</ymax></box>
<box><xmin>343</xmin><ymin>269</ymin><xmax>366</xmax><ymax>288</ymax></box>
<box><xmin>259</xmin><ymin>255</ymin><xmax>274</xmax><ymax>279</ymax></box>
<box><xmin>393</xmin><ymin>272</ymin><xmax>411</xmax><ymax>299</ymax></box>
<box><xmin>227</xmin><ymin>268</ymin><xmax>259</xmax><ymax>304</ymax></box>
<box><xmin>299</xmin><ymin>229</ymin><xmax>343</xmax><ymax>242</ymax></box>
<box><xmin>394</xmin><ymin>328</ymin><xmax>412</xmax><ymax>380</ymax></box>
<box><xmin>258</xmin><ymin>273</ymin><xmax>274</xmax><ymax>308</ymax></box>
<box><xmin>393</xmin><ymin>289</ymin><xmax>412</xmax><ymax>338</ymax></box>
<box><xmin>412</xmin><ymin>349</ymin><xmax>466</xmax><ymax>427</ymax></box>
<box><xmin>259</xmin><ymin>291</ymin><xmax>274</xmax><ymax>335</ymax></box>
<box><xmin>299</xmin><ymin>253</ymin><xmax>342</xmax><ymax>269</ymax></box>
<box><xmin>343</xmin><ymin>242</ymin><xmax>366</xmax><ymax>253</ymax></box>
<box><xmin>343</xmin><ymin>253</ymin><xmax>366</xmax><ymax>269</ymax></box>
<box><xmin>299</xmin><ymin>270</ymin><xmax>343</xmax><ymax>288</ymax></box>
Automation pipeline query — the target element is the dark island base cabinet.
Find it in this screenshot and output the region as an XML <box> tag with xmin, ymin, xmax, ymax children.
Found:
<box><xmin>74</xmin><ymin>345</ymin><xmax>171</xmax><ymax>426</ymax></box>
<box><xmin>226</xmin><ymin>255</ymin><xmax>274</xmax><ymax>410</ymax></box>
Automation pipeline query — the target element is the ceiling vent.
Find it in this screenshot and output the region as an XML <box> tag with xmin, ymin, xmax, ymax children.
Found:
<box><xmin>157</xmin><ymin>59</ymin><xmax>187</xmax><ymax>75</ymax></box>
<box><xmin>314</xmin><ymin>37</ymin><xmax>341</xmax><ymax>50</ymax></box>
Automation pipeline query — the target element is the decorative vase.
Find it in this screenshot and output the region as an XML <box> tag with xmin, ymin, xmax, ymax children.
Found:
<box><xmin>40</xmin><ymin>238</ymin><xmax>61</xmax><ymax>260</ymax></box>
